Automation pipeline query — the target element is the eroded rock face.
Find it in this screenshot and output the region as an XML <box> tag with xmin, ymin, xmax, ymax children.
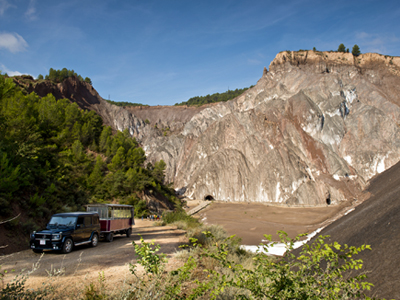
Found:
<box><xmin>18</xmin><ymin>52</ymin><xmax>400</xmax><ymax>207</ymax></box>
<box><xmin>143</xmin><ymin>51</ymin><xmax>400</xmax><ymax>206</ymax></box>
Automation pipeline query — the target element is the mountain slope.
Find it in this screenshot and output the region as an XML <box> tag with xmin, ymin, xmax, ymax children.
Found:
<box><xmin>13</xmin><ymin>51</ymin><xmax>400</xmax><ymax>207</ymax></box>
<box><xmin>142</xmin><ymin>51</ymin><xmax>400</xmax><ymax>205</ymax></box>
<box><xmin>12</xmin><ymin>76</ymin><xmax>151</xmax><ymax>139</ymax></box>
<box><xmin>305</xmin><ymin>159</ymin><xmax>400</xmax><ymax>299</ymax></box>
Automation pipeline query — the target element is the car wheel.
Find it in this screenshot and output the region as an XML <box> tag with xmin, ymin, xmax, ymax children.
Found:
<box><xmin>32</xmin><ymin>249</ymin><xmax>43</xmax><ymax>253</ymax></box>
<box><xmin>62</xmin><ymin>238</ymin><xmax>73</xmax><ymax>254</ymax></box>
<box><xmin>126</xmin><ymin>228</ymin><xmax>132</xmax><ymax>237</ymax></box>
<box><xmin>91</xmin><ymin>233</ymin><xmax>99</xmax><ymax>247</ymax></box>
<box><xmin>106</xmin><ymin>232</ymin><xmax>113</xmax><ymax>242</ymax></box>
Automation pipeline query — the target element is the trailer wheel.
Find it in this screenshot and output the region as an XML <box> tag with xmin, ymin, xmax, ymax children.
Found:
<box><xmin>126</xmin><ymin>228</ymin><xmax>132</xmax><ymax>237</ymax></box>
<box><xmin>106</xmin><ymin>232</ymin><xmax>113</xmax><ymax>242</ymax></box>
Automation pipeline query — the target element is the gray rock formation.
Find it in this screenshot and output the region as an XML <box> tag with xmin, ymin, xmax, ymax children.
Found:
<box><xmin>142</xmin><ymin>51</ymin><xmax>400</xmax><ymax>206</ymax></box>
<box><xmin>20</xmin><ymin>52</ymin><xmax>400</xmax><ymax>207</ymax></box>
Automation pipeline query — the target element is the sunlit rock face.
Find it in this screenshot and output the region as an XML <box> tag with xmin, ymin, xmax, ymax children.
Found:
<box><xmin>142</xmin><ymin>51</ymin><xmax>400</xmax><ymax>206</ymax></box>
<box><xmin>26</xmin><ymin>52</ymin><xmax>400</xmax><ymax>206</ymax></box>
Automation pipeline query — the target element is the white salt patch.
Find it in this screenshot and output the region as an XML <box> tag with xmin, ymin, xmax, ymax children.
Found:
<box><xmin>377</xmin><ymin>158</ymin><xmax>385</xmax><ymax>173</ymax></box>
<box><xmin>241</xmin><ymin>227</ymin><xmax>324</xmax><ymax>257</ymax></box>
<box><xmin>344</xmin><ymin>155</ymin><xmax>352</xmax><ymax>165</ymax></box>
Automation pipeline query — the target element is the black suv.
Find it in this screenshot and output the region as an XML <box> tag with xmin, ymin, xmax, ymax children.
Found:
<box><xmin>30</xmin><ymin>212</ymin><xmax>100</xmax><ymax>254</ymax></box>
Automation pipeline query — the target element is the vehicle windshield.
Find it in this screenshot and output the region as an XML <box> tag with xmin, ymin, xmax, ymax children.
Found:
<box><xmin>47</xmin><ymin>216</ymin><xmax>77</xmax><ymax>228</ymax></box>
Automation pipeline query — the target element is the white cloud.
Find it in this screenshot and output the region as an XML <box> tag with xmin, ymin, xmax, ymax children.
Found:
<box><xmin>0</xmin><ymin>64</ymin><xmax>29</xmax><ymax>77</ymax></box>
<box><xmin>25</xmin><ymin>0</ymin><xmax>37</xmax><ymax>21</ymax></box>
<box><xmin>0</xmin><ymin>32</ymin><xmax>28</xmax><ymax>53</ymax></box>
<box><xmin>247</xmin><ymin>58</ymin><xmax>262</xmax><ymax>65</ymax></box>
<box><xmin>355</xmin><ymin>32</ymin><xmax>400</xmax><ymax>54</ymax></box>
<box><xmin>0</xmin><ymin>0</ymin><xmax>14</xmax><ymax>16</ymax></box>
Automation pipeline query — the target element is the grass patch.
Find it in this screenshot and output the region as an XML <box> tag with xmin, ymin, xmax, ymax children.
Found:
<box><xmin>162</xmin><ymin>210</ymin><xmax>200</xmax><ymax>229</ymax></box>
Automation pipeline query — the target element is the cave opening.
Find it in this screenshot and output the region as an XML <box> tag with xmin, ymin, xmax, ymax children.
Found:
<box><xmin>326</xmin><ymin>195</ymin><xmax>331</xmax><ymax>205</ymax></box>
<box><xmin>204</xmin><ymin>195</ymin><xmax>214</xmax><ymax>201</ymax></box>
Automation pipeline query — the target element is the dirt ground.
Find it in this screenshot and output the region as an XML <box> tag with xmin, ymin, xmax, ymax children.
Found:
<box><xmin>195</xmin><ymin>201</ymin><xmax>355</xmax><ymax>245</ymax></box>
<box><xmin>0</xmin><ymin>220</ymin><xmax>187</xmax><ymax>295</ymax></box>
<box><xmin>1</xmin><ymin>200</ymin><xmax>358</xmax><ymax>296</ymax></box>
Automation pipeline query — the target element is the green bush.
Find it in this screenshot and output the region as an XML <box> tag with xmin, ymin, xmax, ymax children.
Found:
<box><xmin>162</xmin><ymin>210</ymin><xmax>200</xmax><ymax>229</ymax></box>
<box><xmin>124</xmin><ymin>230</ymin><xmax>377</xmax><ymax>299</ymax></box>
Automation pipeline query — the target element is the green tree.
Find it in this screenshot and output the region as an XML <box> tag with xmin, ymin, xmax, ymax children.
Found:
<box><xmin>108</xmin><ymin>146</ymin><xmax>125</xmax><ymax>172</ymax></box>
<box><xmin>87</xmin><ymin>156</ymin><xmax>104</xmax><ymax>188</ymax></box>
<box><xmin>338</xmin><ymin>43</ymin><xmax>346</xmax><ymax>53</ymax></box>
<box><xmin>84</xmin><ymin>77</ymin><xmax>92</xmax><ymax>85</ymax></box>
<box><xmin>152</xmin><ymin>160</ymin><xmax>166</xmax><ymax>183</ymax></box>
<box><xmin>99</xmin><ymin>126</ymin><xmax>112</xmax><ymax>152</ymax></box>
<box><xmin>0</xmin><ymin>71</ymin><xmax>179</xmax><ymax>235</ymax></box>
<box><xmin>352</xmin><ymin>44</ymin><xmax>361</xmax><ymax>56</ymax></box>
<box><xmin>37</xmin><ymin>74</ymin><xmax>44</xmax><ymax>80</ymax></box>
<box><xmin>126</xmin><ymin>147</ymin><xmax>146</xmax><ymax>168</ymax></box>
<box><xmin>71</xmin><ymin>140</ymin><xmax>86</xmax><ymax>162</ymax></box>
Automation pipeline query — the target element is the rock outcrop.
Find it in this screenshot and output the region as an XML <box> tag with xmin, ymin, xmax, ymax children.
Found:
<box><xmin>16</xmin><ymin>51</ymin><xmax>400</xmax><ymax>207</ymax></box>
<box><xmin>142</xmin><ymin>51</ymin><xmax>400</xmax><ymax>206</ymax></box>
<box><xmin>14</xmin><ymin>76</ymin><xmax>151</xmax><ymax>140</ymax></box>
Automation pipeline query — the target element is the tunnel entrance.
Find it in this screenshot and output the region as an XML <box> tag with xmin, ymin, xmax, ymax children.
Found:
<box><xmin>326</xmin><ymin>194</ymin><xmax>331</xmax><ymax>205</ymax></box>
<box><xmin>204</xmin><ymin>195</ymin><xmax>214</xmax><ymax>201</ymax></box>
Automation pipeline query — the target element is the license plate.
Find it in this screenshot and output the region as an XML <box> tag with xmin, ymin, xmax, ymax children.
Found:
<box><xmin>40</xmin><ymin>240</ymin><xmax>46</xmax><ymax>245</ymax></box>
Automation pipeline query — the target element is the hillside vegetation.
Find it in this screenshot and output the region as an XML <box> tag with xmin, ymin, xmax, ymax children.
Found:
<box><xmin>104</xmin><ymin>99</ymin><xmax>148</xmax><ymax>107</ymax></box>
<box><xmin>37</xmin><ymin>68</ymin><xmax>92</xmax><ymax>85</ymax></box>
<box><xmin>175</xmin><ymin>86</ymin><xmax>253</xmax><ymax>106</ymax></box>
<box><xmin>0</xmin><ymin>73</ymin><xmax>179</xmax><ymax>245</ymax></box>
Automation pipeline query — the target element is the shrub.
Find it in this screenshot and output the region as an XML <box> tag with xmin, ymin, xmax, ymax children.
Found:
<box><xmin>162</xmin><ymin>210</ymin><xmax>200</xmax><ymax>229</ymax></box>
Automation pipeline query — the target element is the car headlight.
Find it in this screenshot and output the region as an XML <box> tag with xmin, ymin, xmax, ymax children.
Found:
<box><xmin>52</xmin><ymin>233</ymin><xmax>62</xmax><ymax>241</ymax></box>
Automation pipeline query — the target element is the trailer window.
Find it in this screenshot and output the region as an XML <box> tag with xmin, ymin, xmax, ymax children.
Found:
<box><xmin>113</xmin><ymin>208</ymin><xmax>131</xmax><ymax>219</ymax></box>
<box><xmin>87</xmin><ymin>206</ymin><xmax>108</xmax><ymax>219</ymax></box>
<box><xmin>86</xmin><ymin>205</ymin><xmax>132</xmax><ymax>220</ymax></box>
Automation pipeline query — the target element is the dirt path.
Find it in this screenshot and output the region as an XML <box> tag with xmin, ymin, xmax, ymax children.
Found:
<box><xmin>0</xmin><ymin>220</ymin><xmax>186</xmax><ymax>294</ymax></box>
<box><xmin>1</xmin><ymin>201</ymin><xmax>359</xmax><ymax>296</ymax></box>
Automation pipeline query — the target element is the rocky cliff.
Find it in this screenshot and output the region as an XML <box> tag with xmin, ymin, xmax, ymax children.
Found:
<box><xmin>141</xmin><ymin>51</ymin><xmax>400</xmax><ymax>206</ymax></box>
<box><xmin>13</xmin><ymin>76</ymin><xmax>151</xmax><ymax>139</ymax></box>
<box><xmin>16</xmin><ymin>51</ymin><xmax>400</xmax><ymax>207</ymax></box>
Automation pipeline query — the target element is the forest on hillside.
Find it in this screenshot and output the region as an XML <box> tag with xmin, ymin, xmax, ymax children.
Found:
<box><xmin>175</xmin><ymin>86</ymin><xmax>253</xmax><ymax>106</ymax></box>
<box><xmin>104</xmin><ymin>99</ymin><xmax>148</xmax><ymax>107</ymax></box>
<box><xmin>37</xmin><ymin>68</ymin><xmax>92</xmax><ymax>85</ymax></box>
<box><xmin>0</xmin><ymin>73</ymin><xmax>179</xmax><ymax>236</ymax></box>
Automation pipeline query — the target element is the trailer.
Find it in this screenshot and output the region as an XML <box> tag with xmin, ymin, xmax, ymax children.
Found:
<box><xmin>86</xmin><ymin>204</ymin><xmax>134</xmax><ymax>242</ymax></box>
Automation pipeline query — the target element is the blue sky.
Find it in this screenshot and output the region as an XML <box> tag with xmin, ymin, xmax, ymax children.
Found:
<box><xmin>1</xmin><ymin>0</ymin><xmax>399</xmax><ymax>106</ymax></box>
